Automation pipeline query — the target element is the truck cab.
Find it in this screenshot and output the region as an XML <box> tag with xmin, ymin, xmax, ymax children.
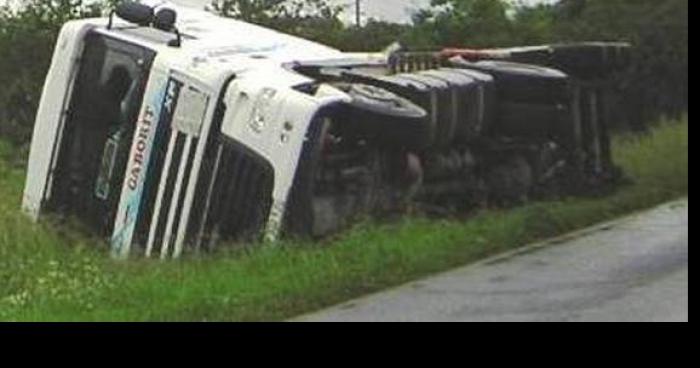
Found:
<box><xmin>23</xmin><ymin>2</ymin><xmax>366</xmax><ymax>258</ymax></box>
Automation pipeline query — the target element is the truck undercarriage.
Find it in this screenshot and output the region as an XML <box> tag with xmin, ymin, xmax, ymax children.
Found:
<box><xmin>280</xmin><ymin>46</ymin><xmax>628</xmax><ymax>242</ymax></box>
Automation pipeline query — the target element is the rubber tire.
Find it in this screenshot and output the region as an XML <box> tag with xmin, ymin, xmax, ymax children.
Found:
<box><xmin>397</xmin><ymin>73</ymin><xmax>455</xmax><ymax>148</ymax></box>
<box><xmin>549</xmin><ymin>43</ymin><xmax>631</xmax><ymax>79</ymax></box>
<box><xmin>341</xmin><ymin>84</ymin><xmax>433</xmax><ymax>151</ymax></box>
<box><xmin>284</xmin><ymin>114</ymin><xmax>380</xmax><ymax>239</ymax></box>
<box><xmin>417</xmin><ymin>71</ymin><xmax>461</xmax><ymax>145</ymax></box>
<box><xmin>450</xmin><ymin>59</ymin><xmax>571</xmax><ymax>106</ymax></box>
<box><xmin>505</xmin><ymin>43</ymin><xmax>631</xmax><ymax>79</ymax></box>
<box><xmin>339</xmin><ymin>71</ymin><xmax>438</xmax><ymax>149</ymax></box>
<box><xmin>383</xmin><ymin>75</ymin><xmax>440</xmax><ymax>149</ymax></box>
<box><xmin>420</xmin><ymin>69</ymin><xmax>483</xmax><ymax>143</ymax></box>
<box><xmin>441</xmin><ymin>67</ymin><xmax>498</xmax><ymax>137</ymax></box>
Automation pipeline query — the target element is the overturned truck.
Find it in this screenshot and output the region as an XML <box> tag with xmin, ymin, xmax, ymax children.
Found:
<box><xmin>22</xmin><ymin>2</ymin><xmax>631</xmax><ymax>259</ymax></box>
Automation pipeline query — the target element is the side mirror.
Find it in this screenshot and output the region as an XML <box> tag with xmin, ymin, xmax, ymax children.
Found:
<box><xmin>154</xmin><ymin>9</ymin><xmax>181</xmax><ymax>47</ymax></box>
<box><xmin>113</xmin><ymin>2</ymin><xmax>154</xmax><ymax>27</ymax></box>
<box><xmin>107</xmin><ymin>2</ymin><xmax>182</xmax><ymax>48</ymax></box>
<box><xmin>154</xmin><ymin>8</ymin><xmax>177</xmax><ymax>31</ymax></box>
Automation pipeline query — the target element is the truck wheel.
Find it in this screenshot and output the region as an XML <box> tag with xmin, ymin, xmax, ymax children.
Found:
<box><xmin>548</xmin><ymin>43</ymin><xmax>632</xmax><ymax>79</ymax></box>
<box><xmin>450</xmin><ymin>59</ymin><xmax>571</xmax><ymax>105</ymax></box>
<box><xmin>341</xmin><ymin>84</ymin><xmax>433</xmax><ymax>151</ymax></box>
<box><xmin>487</xmin><ymin>43</ymin><xmax>631</xmax><ymax>79</ymax></box>
<box><xmin>396</xmin><ymin>73</ymin><xmax>455</xmax><ymax>148</ymax></box>
<box><xmin>419</xmin><ymin>69</ymin><xmax>480</xmax><ymax>144</ymax></box>
<box><xmin>285</xmin><ymin>116</ymin><xmax>382</xmax><ymax>239</ymax></box>
<box><xmin>440</xmin><ymin>68</ymin><xmax>498</xmax><ymax>137</ymax></box>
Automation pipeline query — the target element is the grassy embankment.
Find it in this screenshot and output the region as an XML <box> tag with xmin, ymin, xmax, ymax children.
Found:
<box><xmin>0</xmin><ymin>117</ymin><xmax>688</xmax><ymax>321</ymax></box>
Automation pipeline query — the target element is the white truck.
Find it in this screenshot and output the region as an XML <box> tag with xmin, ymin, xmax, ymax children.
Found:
<box><xmin>22</xmin><ymin>1</ymin><xmax>630</xmax><ymax>259</ymax></box>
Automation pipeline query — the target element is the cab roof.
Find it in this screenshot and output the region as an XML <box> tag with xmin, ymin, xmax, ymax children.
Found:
<box><xmin>105</xmin><ymin>2</ymin><xmax>345</xmax><ymax>65</ymax></box>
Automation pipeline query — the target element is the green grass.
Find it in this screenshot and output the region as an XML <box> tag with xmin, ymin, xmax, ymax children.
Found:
<box><xmin>0</xmin><ymin>117</ymin><xmax>688</xmax><ymax>321</ymax></box>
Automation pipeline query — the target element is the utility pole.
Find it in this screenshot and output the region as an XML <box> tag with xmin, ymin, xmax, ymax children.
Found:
<box><xmin>355</xmin><ymin>0</ymin><xmax>361</xmax><ymax>27</ymax></box>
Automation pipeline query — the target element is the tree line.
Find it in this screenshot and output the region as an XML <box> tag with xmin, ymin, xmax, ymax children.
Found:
<box><xmin>0</xmin><ymin>0</ymin><xmax>688</xmax><ymax>150</ymax></box>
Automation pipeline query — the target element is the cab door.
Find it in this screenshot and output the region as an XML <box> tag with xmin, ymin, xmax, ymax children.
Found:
<box><xmin>49</xmin><ymin>31</ymin><xmax>155</xmax><ymax>237</ymax></box>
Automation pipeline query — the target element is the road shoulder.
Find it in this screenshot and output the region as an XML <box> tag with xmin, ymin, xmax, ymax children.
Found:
<box><xmin>294</xmin><ymin>199</ymin><xmax>689</xmax><ymax>322</ymax></box>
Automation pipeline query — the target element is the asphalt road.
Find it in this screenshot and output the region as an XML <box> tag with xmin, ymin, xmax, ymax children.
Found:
<box><xmin>296</xmin><ymin>200</ymin><xmax>689</xmax><ymax>322</ymax></box>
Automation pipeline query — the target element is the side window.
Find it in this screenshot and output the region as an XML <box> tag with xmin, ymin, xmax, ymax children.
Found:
<box><xmin>99</xmin><ymin>50</ymin><xmax>142</xmax><ymax>130</ymax></box>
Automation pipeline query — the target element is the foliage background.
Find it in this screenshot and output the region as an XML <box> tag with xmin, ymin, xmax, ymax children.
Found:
<box><xmin>0</xmin><ymin>0</ymin><xmax>688</xmax><ymax>152</ymax></box>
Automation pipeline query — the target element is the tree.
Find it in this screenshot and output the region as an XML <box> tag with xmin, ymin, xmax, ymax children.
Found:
<box><xmin>210</xmin><ymin>0</ymin><xmax>349</xmax><ymax>47</ymax></box>
<box><xmin>335</xmin><ymin>20</ymin><xmax>411</xmax><ymax>52</ymax></box>
<box><xmin>407</xmin><ymin>0</ymin><xmax>514</xmax><ymax>48</ymax></box>
<box><xmin>552</xmin><ymin>0</ymin><xmax>688</xmax><ymax>127</ymax></box>
<box><xmin>0</xmin><ymin>0</ymin><xmax>102</xmax><ymax>148</ymax></box>
<box><xmin>509</xmin><ymin>3</ymin><xmax>556</xmax><ymax>45</ymax></box>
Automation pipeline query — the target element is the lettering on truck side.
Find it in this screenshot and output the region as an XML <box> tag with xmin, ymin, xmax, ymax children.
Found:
<box><xmin>111</xmin><ymin>76</ymin><xmax>181</xmax><ymax>258</ymax></box>
<box><xmin>128</xmin><ymin>106</ymin><xmax>155</xmax><ymax>190</ymax></box>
